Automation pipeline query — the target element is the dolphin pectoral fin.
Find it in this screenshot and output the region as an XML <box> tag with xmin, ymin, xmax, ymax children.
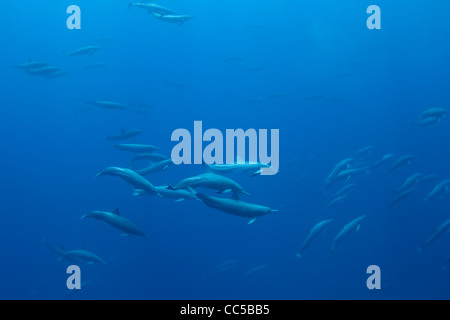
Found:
<box><xmin>270</xmin><ymin>209</ymin><xmax>279</xmax><ymax>213</ymax></box>
<box><xmin>175</xmin><ymin>199</ymin><xmax>185</xmax><ymax>202</ymax></box>
<box><xmin>250</xmin><ymin>170</ymin><xmax>261</xmax><ymax>177</ymax></box>
<box><xmin>296</xmin><ymin>254</ymin><xmax>302</xmax><ymax>259</ymax></box>
<box><xmin>248</xmin><ymin>218</ymin><xmax>257</xmax><ymax>225</ymax></box>
<box><xmin>218</xmin><ymin>189</ymin><xmax>232</xmax><ymax>194</ymax></box>
<box><xmin>356</xmin><ymin>224</ymin><xmax>360</xmax><ymax>232</ymax></box>
<box><xmin>156</xmin><ymin>193</ymin><xmax>163</xmax><ymax>198</ymax></box>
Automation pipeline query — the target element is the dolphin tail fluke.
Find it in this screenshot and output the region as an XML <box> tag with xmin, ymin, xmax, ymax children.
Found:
<box><xmin>80</xmin><ymin>215</ymin><xmax>87</xmax><ymax>220</ymax></box>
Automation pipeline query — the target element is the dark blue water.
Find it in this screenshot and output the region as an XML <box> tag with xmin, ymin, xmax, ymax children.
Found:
<box><xmin>1</xmin><ymin>0</ymin><xmax>449</xmax><ymax>300</ymax></box>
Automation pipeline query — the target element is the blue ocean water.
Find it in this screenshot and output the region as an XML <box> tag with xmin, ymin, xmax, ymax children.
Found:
<box><xmin>1</xmin><ymin>0</ymin><xmax>449</xmax><ymax>300</ymax></box>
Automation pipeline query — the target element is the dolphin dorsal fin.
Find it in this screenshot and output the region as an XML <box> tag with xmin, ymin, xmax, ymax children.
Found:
<box><xmin>231</xmin><ymin>193</ymin><xmax>240</xmax><ymax>201</ymax></box>
<box><xmin>166</xmin><ymin>184</ymin><xmax>175</xmax><ymax>190</ymax></box>
<box><xmin>113</xmin><ymin>208</ymin><xmax>120</xmax><ymax>216</ymax></box>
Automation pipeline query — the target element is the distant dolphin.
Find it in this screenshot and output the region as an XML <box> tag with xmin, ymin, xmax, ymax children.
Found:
<box><xmin>132</xmin><ymin>153</ymin><xmax>169</xmax><ymax>163</ymax></box>
<box><xmin>81</xmin><ymin>209</ymin><xmax>149</xmax><ymax>238</ymax></box>
<box><xmin>388</xmin><ymin>155</ymin><xmax>415</xmax><ymax>172</ymax></box>
<box><xmin>418</xmin><ymin>219</ymin><xmax>450</xmax><ymax>252</ymax></box>
<box><xmin>105</xmin><ymin>129</ymin><xmax>144</xmax><ymax>141</ymax></box>
<box><xmin>193</xmin><ymin>190</ymin><xmax>277</xmax><ymax>219</ymax></box>
<box><xmin>60</xmin><ymin>250</ymin><xmax>106</xmax><ymax>265</ymax></box>
<box><xmin>86</xmin><ymin>100</ymin><xmax>127</xmax><ymax>111</ymax></box>
<box><xmin>26</xmin><ymin>66</ymin><xmax>60</xmax><ymax>76</ymax></box>
<box><xmin>325</xmin><ymin>158</ymin><xmax>354</xmax><ymax>185</ymax></box>
<box><xmin>331</xmin><ymin>215</ymin><xmax>366</xmax><ymax>252</ymax></box>
<box><xmin>389</xmin><ymin>188</ymin><xmax>417</xmax><ymax>207</ymax></box>
<box><xmin>371</xmin><ymin>154</ymin><xmax>395</xmax><ymax>169</ymax></box>
<box><xmin>173</xmin><ymin>172</ymin><xmax>249</xmax><ymax>195</ymax></box>
<box><xmin>396</xmin><ymin>173</ymin><xmax>422</xmax><ymax>194</ymax></box>
<box><xmin>207</xmin><ymin>162</ymin><xmax>271</xmax><ymax>177</ymax></box>
<box><xmin>424</xmin><ymin>179</ymin><xmax>450</xmax><ymax>201</ymax></box>
<box><xmin>113</xmin><ymin>143</ymin><xmax>160</xmax><ymax>153</ymax></box>
<box><xmin>129</xmin><ymin>3</ymin><xmax>175</xmax><ymax>16</ymax></box>
<box><xmin>133</xmin><ymin>185</ymin><xmax>197</xmax><ymax>201</ymax></box>
<box><xmin>297</xmin><ymin>219</ymin><xmax>333</xmax><ymax>258</ymax></box>
<box><xmin>133</xmin><ymin>159</ymin><xmax>173</xmax><ymax>175</ymax></box>
<box><xmin>152</xmin><ymin>13</ymin><xmax>193</xmax><ymax>25</ymax></box>
<box><xmin>96</xmin><ymin>166</ymin><xmax>157</xmax><ymax>195</ymax></box>
<box><xmin>64</xmin><ymin>46</ymin><xmax>101</xmax><ymax>56</ymax></box>
<box><xmin>43</xmin><ymin>239</ymin><xmax>106</xmax><ymax>264</ymax></box>
<box><xmin>418</xmin><ymin>107</ymin><xmax>447</xmax><ymax>120</ymax></box>
<box><xmin>12</xmin><ymin>60</ymin><xmax>48</xmax><ymax>70</ymax></box>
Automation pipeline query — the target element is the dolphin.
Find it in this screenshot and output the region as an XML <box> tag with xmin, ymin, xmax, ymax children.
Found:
<box><xmin>325</xmin><ymin>195</ymin><xmax>348</xmax><ymax>210</ymax></box>
<box><xmin>354</xmin><ymin>146</ymin><xmax>376</xmax><ymax>159</ymax></box>
<box><xmin>134</xmin><ymin>159</ymin><xmax>173</xmax><ymax>175</ymax></box>
<box><xmin>331</xmin><ymin>215</ymin><xmax>366</xmax><ymax>252</ymax></box>
<box><xmin>13</xmin><ymin>60</ymin><xmax>48</xmax><ymax>70</ymax></box>
<box><xmin>388</xmin><ymin>155</ymin><xmax>415</xmax><ymax>172</ymax></box>
<box><xmin>327</xmin><ymin>166</ymin><xmax>370</xmax><ymax>186</ymax></box>
<box><xmin>389</xmin><ymin>188</ymin><xmax>418</xmax><ymax>207</ymax></box>
<box><xmin>418</xmin><ymin>219</ymin><xmax>450</xmax><ymax>252</ymax></box>
<box><xmin>152</xmin><ymin>13</ymin><xmax>193</xmax><ymax>25</ymax></box>
<box><xmin>414</xmin><ymin>116</ymin><xmax>441</xmax><ymax>127</ymax></box>
<box><xmin>297</xmin><ymin>219</ymin><xmax>333</xmax><ymax>258</ymax></box>
<box><xmin>325</xmin><ymin>158</ymin><xmax>354</xmax><ymax>185</ymax></box>
<box><xmin>60</xmin><ymin>250</ymin><xmax>106</xmax><ymax>265</ymax></box>
<box><xmin>129</xmin><ymin>3</ymin><xmax>174</xmax><ymax>15</ymax></box>
<box><xmin>26</xmin><ymin>66</ymin><xmax>60</xmax><ymax>76</ymax></box>
<box><xmin>332</xmin><ymin>183</ymin><xmax>357</xmax><ymax>198</ymax></box>
<box><xmin>133</xmin><ymin>185</ymin><xmax>197</xmax><ymax>201</ymax></box>
<box><xmin>371</xmin><ymin>154</ymin><xmax>395</xmax><ymax>169</ymax></box>
<box><xmin>418</xmin><ymin>107</ymin><xmax>447</xmax><ymax>120</ymax></box>
<box><xmin>43</xmin><ymin>239</ymin><xmax>106</xmax><ymax>264</ymax></box>
<box><xmin>86</xmin><ymin>100</ymin><xmax>127</xmax><ymax>111</ymax></box>
<box><xmin>64</xmin><ymin>46</ymin><xmax>101</xmax><ymax>56</ymax></box>
<box><xmin>396</xmin><ymin>173</ymin><xmax>422</xmax><ymax>194</ymax></box>
<box><xmin>96</xmin><ymin>166</ymin><xmax>157</xmax><ymax>195</ymax></box>
<box><xmin>113</xmin><ymin>143</ymin><xmax>160</xmax><ymax>153</ymax></box>
<box><xmin>424</xmin><ymin>179</ymin><xmax>450</xmax><ymax>201</ymax></box>
<box><xmin>132</xmin><ymin>153</ymin><xmax>169</xmax><ymax>163</ymax></box>
<box><xmin>173</xmin><ymin>172</ymin><xmax>249</xmax><ymax>195</ymax></box>
<box><xmin>80</xmin><ymin>209</ymin><xmax>149</xmax><ymax>238</ymax></box>
<box><xmin>193</xmin><ymin>191</ymin><xmax>277</xmax><ymax>219</ymax></box>
<box><xmin>207</xmin><ymin>162</ymin><xmax>271</xmax><ymax>177</ymax></box>
<box><xmin>105</xmin><ymin>129</ymin><xmax>144</xmax><ymax>141</ymax></box>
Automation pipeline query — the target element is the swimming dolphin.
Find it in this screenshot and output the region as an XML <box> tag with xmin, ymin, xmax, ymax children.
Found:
<box><xmin>13</xmin><ymin>60</ymin><xmax>48</xmax><ymax>70</ymax></box>
<box><xmin>43</xmin><ymin>239</ymin><xmax>106</xmax><ymax>264</ymax></box>
<box><xmin>389</xmin><ymin>188</ymin><xmax>418</xmax><ymax>207</ymax></box>
<box><xmin>332</xmin><ymin>183</ymin><xmax>357</xmax><ymax>198</ymax></box>
<box><xmin>60</xmin><ymin>250</ymin><xmax>106</xmax><ymax>265</ymax></box>
<box><xmin>424</xmin><ymin>179</ymin><xmax>450</xmax><ymax>201</ymax></box>
<box><xmin>133</xmin><ymin>185</ymin><xmax>197</xmax><ymax>201</ymax></box>
<box><xmin>96</xmin><ymin>166</ymin><xmax>157</xmax><ymax>195</ymax></box>
<box><xmin>327</xmin><ymin>166</ymin><xmax>370</xmax><ymax>186</ymax></box>
<box><xmin>132</xmin><ymin>153</ymin><xmax>169</xmax><ymax>163</ymax></box>
<box><xmin>133</xmin><ymin>159</ymin><xmax>173</xmax><ymax>176</ymax></box>
<box><xmin>297</xmin><ymin>219</ymin><xmax>333</xmax><ymax>258</ymax></box>
<box><xmin>354</xmin><ymin>146</ymin><xmax>376</xmax><ymax>159</ymax></box>
<box><xmin>418</xmin><ymin>107</ymin><xmax>447</xmax><ymax>120</ymax></box>
<box><xmin>388</xmin><ymin>155</ymin><xmax>415</xmax><ymax>172</ymax></box>
<box><xmin>129</xmin><ymin>3</ymin><xmax>174</xmax><ymax>15</ymax></box>
<box><xmin>396</xmin><ymin>173</ymin><xmax>423</xmax><ymax>194</ymax></box>
<box><xmin>64</xmin><ymin>46</ymin><xmax>101</xmax><ymax>56</ymax></box>
<box><xmin>173</xmin><ymin>172</ymin><xmax>249</xmax><ymax>195</ymax></box>
<box><xmin>414</xmin><ymin>116</ymin><xmax>441</xmax><ymax>127</ymax></box>
<box><xmin>105</xmin><ymin>129</ymin><xmax>144</xmax><ymax>141</ymax></box>
<box><xmin>418</xmin><ymin>219</ymin><xmax>450</xmax><ymax>252</ymax></box>
<box><xmin>325</xmin><ymin>195</ymin><xmax>348</xmax><ymax>210</ymax></box>
<box><xmin>26</xmin><ymin>66</ymin><xmax>60</xmax><ymax>76</ymax></box>
<box><xmin>331</xmin><ymin>215</ymin><xmax>366</xmax><ymax>252</ymax></box>
<box><xmin>371</xmin><ymin>154</ymin><xmax>395</xmax><ymax>169</ymax></box>
<box><xmin>206</xmin><ymin>162</ymin><xmax>271</xmax><ymax>177</ymax></box>
<box><xmin>113</xmin><ymin>143</ymin><xmax>160</xmax><ymax>153</ymax></box>
<box><xmin>193</xmin><ymin>190</ymin><xmax>277</xmax><ymax>219</ymax></box>
<box><xmin>325</xmin><ymin>158</ymin><xmax>354</xmax><ymax>185</ymax></box>
<box><xmin>80</xmin><ymin>209</ymin><xmax>149</xmax><ymax>238</ymax></box>
<box><xmin>152</xmin><ymin>13</ymin><xmax>193</xmax><ymax>25</ymax></box>
<box><xmin>86</xmin><ymin>100</ymin><xmax>127</xmax><ymax>111</ymax></box>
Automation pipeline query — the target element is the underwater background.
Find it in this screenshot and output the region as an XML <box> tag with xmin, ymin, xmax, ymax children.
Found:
<box><xmin>1</xmin><ymin>0</ymin><xmax>449</xmax><ymax>300</ymax></box>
